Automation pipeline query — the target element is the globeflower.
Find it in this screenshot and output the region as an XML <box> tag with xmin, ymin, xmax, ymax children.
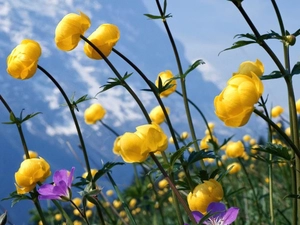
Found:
<box><xmin>185</xmin><ymin>202</ymin><xmax>239</xmax><ymax>225</ymax></box>
<box><xmin>227</xmin><ymin>162</ymin><xmax>241</xmax><ymax>174</ymax></box>
<box><xmin>155</xmin><ymin>70</ymin><xmax>177</xmax><ymax>97</ymax></box>
<box><xmin>296</xmin><ymin>99</ymin><xmax>300</xmax><ymax>114</ymax></box>
<box><xmin>113</xmin><ymin>123</ymin><xmax>168</xmax><ymax>163</ymax></box>
<box><xmin>38</xmin><ymin>167</ymin><xmax>75</xmax><ymax>201</ymax></box>
<box><xmin>236</xmin><ymin>59</ymin><xmax>264</xmax><ymax>77</ymax></box>
<box><xmin>271</xmin><ymin>105</ymin><xmax>284</xmax><ymax>118</ymax></box>
<box><xmin>84</xmin><ymin>24</ymin><xmax>120</xmax><ymax>60</ymax></box>
<box><xmin>15</xmin><ymin>157</ymin><xmax>51</xmax><ymax>194</ymax></box>
<box><xmin>200</xmin><ymin>135</ymin><xmax>218</xmax><ymax>150</ymax></box>
<box><xmin>214</xmin><ymin>72</ymin><xmax>264</xmax><ymax>127</ymax></box>
<box><xmin>55</xmin><ymin>11</ymin><xmax>91</xmax><ymax>51</ymax></box>
<box><xmin>84</xmin><ymin>103</ymin><xmax>106</xmax><ymax>124</ymax></box>
<box><xmin>149</xmin><ymin>105</ymin><xmax>170</xmax><ymax>124</ymax></box>
<box><xmin>187</xmin><ymin>179</ymin><xmax>223</xmax><ymax>214</ymax></box>
<box><xmin>225</xmin><ymin>141</ymin><xmax>245</xmax><ymax>158</ymax></box>
<box><xmin>7</xmin><ymin>39</ymin><xmax>42</xmax><ymax>80</ymax></box>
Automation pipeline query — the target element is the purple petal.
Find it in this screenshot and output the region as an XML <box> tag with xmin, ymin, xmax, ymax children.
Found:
<box><xmin>207</xmin><ymin>202</ymin><xmax>226</xmax><ymax>218</ymax></box>
<box><xmin>222</xmin><ymin>207</ymin><xmax>239</xmax><ymax>224</ymax></box>
<box><xmin>38</xmin><ymin>184</ymin><xmax>56</xmax><ymax>195</ymax></box>
<box><xmin>192</xmin><ymin>211</ymin><xmax>204</xmax><ymax>223</ymax></box>
<box><xmin>53</xmin><ymin>169</ymin><xmax>69</xmax><ymax>184</ymax></box>
<box><xmin>67</xmin><ymin>167</ymin><xmax>75</xmax><ymax>187</ymax></box>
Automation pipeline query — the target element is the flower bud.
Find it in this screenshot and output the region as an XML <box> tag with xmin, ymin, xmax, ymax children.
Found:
<box><xmin>271</xmin><ymin>105</ymin><xmax>284</xmax><ymax>118</ymax></box>
<box><xmin>155</xmin><ymin>70</ymin><xmax>177</xmax><ymax>97</ymax></box>
<box><xmin>225</xmin><ymin>141</ymin><xmax>245</xmax><ymax>158</ymax></box>
<box><xmin>84</xmin><ymin>103</ymin><xmax>106</xmax><ymax>124</ymax></box>
<box><xmin>285</xmin><ymin>35</ymin><xmax>296</xmax><ymax>46</ymax></box>
<box><xmin>149</xmin><ymin>105</ymin><xmax>170</xmax><ymax>124</ymax></box>
<box><xmin>227</xmin><ymin>162</ymin><xmax>241</xmax><ymax>174</ymax></box>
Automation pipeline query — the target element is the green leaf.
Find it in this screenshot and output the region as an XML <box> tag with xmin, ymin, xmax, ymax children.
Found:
<box><xmin>253</xmin><ymin>143</ymin><xmax>292</xmax><ymax>160</ymax></box>
<box><xmin>183</xmin><ymin>59</ymin><xmax>205</xmax><ymax>78</ymax></box>
<box><xmin>291</xmin><ymin>62</ymin><xmax>300</xmax><ymax>75</ymax></box>
<box><xmin>2</xmin><ymin>191</ymin><xmax>31</xmax><ymax>207</ymax></box>
<box><xmin>187</xmin><ymin>150</ymin><xmax>215</xmax><ymax>166</ymax></box>
<box><xmin>100</xmin><ymin>72</ymin><xmax>132</xmax><ymax>93</ymax></box>
<box><xmin>169</xmin><ymin>147</ymin><xmax>186</xmax><ymax>169</ymax></box>
<box><xmin>219</xmin><ymin>40</ymin><xmax>256</xmax><ymax>55</ymax></box>
<box><xmin>0</xmin><ymin>211</ymin><xmax>7</xmax><ymax>225</ymax></box>
<box><xmin>93</xmin><ymin>162</ymin><xmax>124</xmax><ymax>182</ymax></box>
<box><xmin>260</xmin><ymin>70</ymin><xmax>283</xmax><ymax>80</ymax></box>
<box><xmin>292</xmin><ymin>28</ymin><xmax>300</xmax><ymax>37</ymax></box>
<box><xmin>144</xmin><ymin>14</ymin><xmax>164</xmax><ymax>20</ymax></box>
<box><xmin>71</xmin><ymin>94</ymin><xmax>93</xmax><ymax>111</ymax></box>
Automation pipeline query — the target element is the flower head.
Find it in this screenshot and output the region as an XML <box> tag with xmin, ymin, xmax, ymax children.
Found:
<box><xmin>7</xmin><ymin>39</ymin><xmax>42</xmax><ymax>80</ymax></box>
<box><xmin>155</xmin><ymin>70</ymin><xmax>177</xmax><ymax>97</ymax></box>
<box><xmin>84</xmin><ymin>103</ymin><xmax>106</xmax><ymax>124</ymax></box>
<box><xmin>149</xmin><ymin>105</ymin><xmax>170</xmax><ymax>124</ymax></box>
<box><xmin>227</xmin><ymin>162</ymin><xmax>241</xmax><ymax>174</ymax></box>
<box><xmin>271</xmin><ymin>105</ymin><xmax>284</xmax><ymax>118</ymax></box>
<box><xmin>214</xmin><ymin>72</ymin><xmax>264</xmax><ymax>127</ymax></box>
<box><xmin>236</xmin><ymin>59</ymin><xmax>264</xmax><ymax>77</ymax></box>
<box><xmin>225</xmin><ymin>141</ymin><xmax>245</xmax><ymax>158</ymax></box>
<box><xmin>185</xmin><ymin>202</ymin><xmax>239</xmax><ymax>225</ymax></box>
<box><xmin>38</xmin><ymin>167</ymin><xmax>75</xmax><ymax>200</ymax></box>
<box><xmin>84</xmin><ymin>24</ymin><xmax>120</xmax><ymax>59</ymax></box>
<box><xmin>55</xmin><ymin>11</ymin><xmax>91</xmax><ymax>51</ymax></box>
<box><xmin>113</xmin><ymin>123</ymin><xmax>168</xmax><ymax>163</ymax></box>
<box><xmin>187</xmin><ymin>179</ymin><xmax>224</xmax><ymax>214</ymax></box>
<box><xmin>15</xmin><ymin>157</ymin><xmax>51</xmax><ymax>194</ymax></box>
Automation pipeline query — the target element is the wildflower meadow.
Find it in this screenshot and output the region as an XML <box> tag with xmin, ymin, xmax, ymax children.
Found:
<box><xmin>1</xmin><ymin>0</ymin><xmax>300</xmax><ymax>224</ymax></box>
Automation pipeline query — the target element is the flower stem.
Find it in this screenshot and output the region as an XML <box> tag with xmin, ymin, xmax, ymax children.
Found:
<box><xmin>0</xmin><ymin>95</ymin><xmax>30</xmax><ymax>159</ymax></box>
<box><xmin>70</xmin><ymin>199</ymin><xmax>90</xmax><ymax>225</ymax></box>
<box><xmin>155</xmin><ymin>0</ymin><xmax>205</xmax><ymax>170</ymax></box>
<box><xmin>30</xmin><ymin>191</ymin><xmax>47</xmax><ymax>225</ymax></box>
<box><xmin>99</xmin><ymin>120</ymin><xmax>120</xmax><ymax>137</ymax></box>
<box><xmin>37</xmin><ymin>65</ymin><xmax>94</xmax><ymax>187</ymax></box>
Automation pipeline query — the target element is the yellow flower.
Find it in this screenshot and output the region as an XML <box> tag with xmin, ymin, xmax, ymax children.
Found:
<box><xmin>187</xmin><ymin>179</ymin><xmax>223</xmax><ymax>214</ymax></box>
<box><xmin>84</xmin><ymin>24</ymin><xmax>120</xmax><ymax>60</ymax></box>
<box><xmin>227</xmin><ymin>162</ymin><xmax>241</xmax><ymax>174</ymax></box>
<box><xmin>23</xmin><ymin>150</ymin><xmax>38</xmax><ymax>159</ymax></box>
<box><xmin>200</xmin><ymin>135</ymin><xmax>218</xmax><ymax>150</ymax></box>
<box><xmin>106</xmin><ymin>189</ymin><xmax>114</xmax><ymax>197</ymax></box>
<box><xmin>82</xmin><ymin>169</ymin><xmax>98</xmax><ymax>179</ymax></box>
<box><xmin>114</xmin><ymin>123</ymin><xmax>168</xmax><ymax>163</ymax></box>
<box><xmin>72</xmin><ymin>197</ymin><xmax>82</xmax><ymax>207</ymax></box>
<box><xmin>84</xmin><ymin>103</ymin><xmax>106</xmax><ymax>124</ymax></box>
<box><xmin>113</xmin><ymin>200</ymin><xmax>122</xmax><ymax>209</ymax></box>
<box><xmin>225</xmin><ymin>141</ymin><xmax>245</xmax><ymax>158</ymax></box>
<box><xmin>85</xmin><ymin>209</ymin><xmax>93</xmax><ymax>218</ymax></box>
<box><xmin>214</xmin><ymin>73</ymin><xmax>264</xmax><ymax>127</ymax></box>
<box><xmin>54</xmin><ymin>213</ymin><xmax>62</xmax><ymax>221</ymax></box>
<box><xmin>15</xmin><ymin>157</ymin><xmax>51</xmax><ymax>194</ymax></box>
<box><xmin>7</xmin><ymin>39</ymin><xmax>42</xmax><ymax>80</ymax></box>
<box><xmin>155</xmin><ymin>70</ymin><xmax>177</xmax><ymax>97</ymax></box>
<box><xmin>158</xmin><ymin>179</ymin><xmax>168</xmax><ymax>189</ymax></box>
<box><xmin>180</xmin><ymin>131</ymin><xmax>189</xmax><ymax>140</ymax></box>
<box><xmin>236</xmin><ymin>59</ymin><xmax>264</xmax><ymax>77</ymax></box>
<box><xmin>129</xmin><ymin>198</ymin><xmax>137</xmax><ymax>209</ymax></box>
<box><xmin>86</xmin><ymin>200</ymin><xmax>95</xmax><ymax>209</ymax></box>
<box><xmin>271</xmin><ymin>105</ymin><xmax>284</xmax><ymax>118</ymax></box>
<box><xmin>242</xmin><ymin>134</ymin><xmax>251</xmax><ymax>142</ymax></box>
<box><xmin>73</xmin><ymin>220</ymin><xmax>82</xmax><ymax>225</ymax></box>
<box><xmin>55</xmin><ymin>11</ymin><xmax>91</xmax><ymax>51</ymax></box>
<box><xmin>296</xmin><ymin>99</ymin><xmax>300</xmax><ymax>114</ymax></box>
<box><xmin>149</xmin><ymin>105</ymin><xmax>170</xmax><ymax>124</ymax></box>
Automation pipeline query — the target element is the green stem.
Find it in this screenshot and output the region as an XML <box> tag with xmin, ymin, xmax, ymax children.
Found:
<box><xmin>0</xmin><ymin>95</ymin><xmax>30</xmax><ymax>159</ymax></box>
<box><xmin>111</xmin><ymin>48</ymin><xmax>193</xmax><ymax>189</ymax></box>
<box><xmin>30</xmin><ymin>191</ymin><xmax>47</xmax><ymax>225</ymax></box>
<box><xmin>155</xmin><ymin>0</ymin><xmax>205</xmax><ymax>171</ymax></box>
<box><xmin>99</xmin><ymin>120</ymin><xmax>120</xmax><ymax>137</ymax></box>
<box><xmin>70</xmin><ymin>199</ymin><xmax>90</xmax><ymax>225</ymax></box>
<box><xmin>90</xmin><ymin>197</ymin><xmax>106</xmax><ymax>225</ymax></box>
<box><xmin>37</xmin><ymin>65</ymin><xmax>94</xmax><ymax>187</ymax></box>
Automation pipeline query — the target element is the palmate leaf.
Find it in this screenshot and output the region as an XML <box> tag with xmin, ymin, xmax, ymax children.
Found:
<box><xmin>100</xmin><ymin>72</ymin><xmax>132</xmax><ymax>93</ymax></box>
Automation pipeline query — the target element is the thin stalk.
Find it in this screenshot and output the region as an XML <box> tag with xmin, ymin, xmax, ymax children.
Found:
<box><xmin>30</xmin><ymin>192</ymin><xmax>47</xmax><ymax>225</ymax></box>
<box><xmin>90</xmin><ymin>197</ymin><xmax>106</xmax><ymax>225</ymax></box>
<box><xmin>155</xmin><ymin>0</ymin><xmax>205</xmax><ymax>170</ymax></box>
<box><xmin>99</xmin><ymin>120</ymin><xmax>120</xmax><ymax>137</ymax></box>
<box><xmin>0</xmin><ymin>95</ymin><xmax>30</xmax><ymax>159</ymax></box>
<box><xmin>238</xmin><ymin>157</ymin><xmax>262</xmax><ymax>224</ymax></box>
<box><xmin>107</xmin><ymin>172</ymin><xmax>138</xmax><ymax>225</ymax></box>
<box><xmin>112</xmin><ymin>48</ymin><xmax>193</xmax><ymax>189</ymax></box>
<box><xmin>37</xmin><ymin>65</ymin><xmax>94</xmax><ymax>187</ymax></box>
<box><xmin>70</xmin><ymin>199</ymin><xmax>90</xmax><ymax>225</ymax></box>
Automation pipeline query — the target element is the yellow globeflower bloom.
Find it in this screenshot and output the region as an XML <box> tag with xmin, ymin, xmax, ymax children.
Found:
<box><xmin>85</xmin><ymin>209</ymin><xmax>93</xmax><ymax>218</ymax></box>
<box><xmin>214</xmin><ymin>72</ymin><xmax>264</xmax><ymax>127</ymax></box>
<box><xmin>114</xmin><ymin>123</ymin><xmax>168</xmax><ymax>163</ymax></box>
<box><xmin>23</xmin><ymin>150</ymin><xmax>38</xmax><ymax>159</ymax></box>
<box><xmin>82</xmin><ymin>169</ymin><xmax>98</xmax><ymax>179</ymax></box>
<box><xmin>158</xmin><ymin>179</ymin><xmax>168</xmax><ymax>189</ymax></box>
<box><xmin>187</xmin><ymin>179</ymin><xmax>223</xmax><ymax>214</ymax></box>
<box><xmin>72</xmin><ymin>197</ymin><xmax>82</xmax><ymax>207</ymax></box>
<box><xmin>296</xmin><ymin>99</ymin><xmax>300</xmax><ymax>114</ymax></box>
<box><xmin>129</xmin><ymin>198</ymin><xmax>137</xmax><ymax>209</ymax></box>
<box><xmin>106</xmin><ymin>189</ymin><xmax>114</xmax><ymax>197</ymax></box>
<box><xmin>236</xmin><ymin>59</ymin><xmax>264</xmax><ymax>77</ymax></box>
<box><xmin>200</xmin><ymin>135</ymin><xmax>218</xmax><ymax>150</ymax></box>
<box><xmin>7</xmin><ymin>39</ymin><xmax>42</xmax><ymax>80</ymax></box>
<box><xmin>54</xmin><ymin>213</ymin><xmax>62</xmax><ymax>221</ymax></box>
<box><xmin>227</xmin><ymin>162</ymin><xmax>241</xmax><ymax>174</ymax></box>
<box><xmin>84</xmin><ymin>103</ymin><xmax>106</xmax><ymax>125</ymax></box>
<box><xmin>73</xmin><ymin>220</ymin><xmax>82</xmax><ymax>225</ymax></box>
<box><xmin>155</xmin><ymin>70</ymin><xmax>177</xmax><ymax>97</ymax></box>
<box><xmin>225</xmin><ymin>141</ymin><xmax>245</xmax><ymax>158</ymax></box>
<box><xmin>84</xmin><ymin>24</ymin><xmax>120</xmax><ymax>59</ymax></box>
<box><xmin>149</xmin><ymin>105</ymin><xmax>170</xmax><ymax>124</ymax></box>
<box><xmin>285</xmin><ymin>127</ymin><xmax>291</xmax><ymax>136</ymax></box>
<box><xmin>55</xmin><ymin>11</ymin><xmax>91</xmax><ymax>51</ymax></box>
<box><xmin>113</xmin><ymin>200</ymin><xmax>122</xmax><ymax>209</ymax></box>
<box><xmin>15</xmin><ymin>157</ymin><xmax>51</xmax><ymax>194</ymax></box>
<box><xmin>86</xmin><ymin>200</ymin><xmax>95</xmax><ymax>209</ymax></box>
<box><xmin>180</xmin><ymin>131</ymin><xmax>189</xmax><ymax>140</ymax></box>
<box><xmin>271</xmin><ymin>105</ymin><xmax>284</xmax><ymax>118</ymax></box>
<box><xmin>242</xmin><ymin>134</ymin><xmax>251</xmax><ymax>142</ymax></box>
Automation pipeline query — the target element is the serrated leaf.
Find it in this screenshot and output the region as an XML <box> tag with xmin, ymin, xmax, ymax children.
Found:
<box><xmin>260</xmin><ymin>70</ymin><xmax>283</xmax><ymax>80</ymax></box>
<box><xmin>291</xmin><ymin>62</ymin><xmax>300</xmax><ymax>75</ymax></box>
<box><xmin>187</xmin><ymin>150</ymin><xmax>215</xmax><ymax>165</ymax></box>
<box><xmin>100</xmin><ymin>72</ymin><xmax>132</xmax><ymax>93</ymax></box>
<box><xmin>254</xmin><ymin>143</ymin><xmax>292</xmax><ymax>160</ymax></box>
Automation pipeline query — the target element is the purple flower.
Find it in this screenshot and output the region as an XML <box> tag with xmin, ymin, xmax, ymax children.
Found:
<box><xmin>38</xmin><ymin>167</ymin><xmax>75</xmax><ymax>200</ymax></box>
<box><xmin>185</xmin><ymin>202</ymin><xmax>239</xmax><ymax>225</ymax></box>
